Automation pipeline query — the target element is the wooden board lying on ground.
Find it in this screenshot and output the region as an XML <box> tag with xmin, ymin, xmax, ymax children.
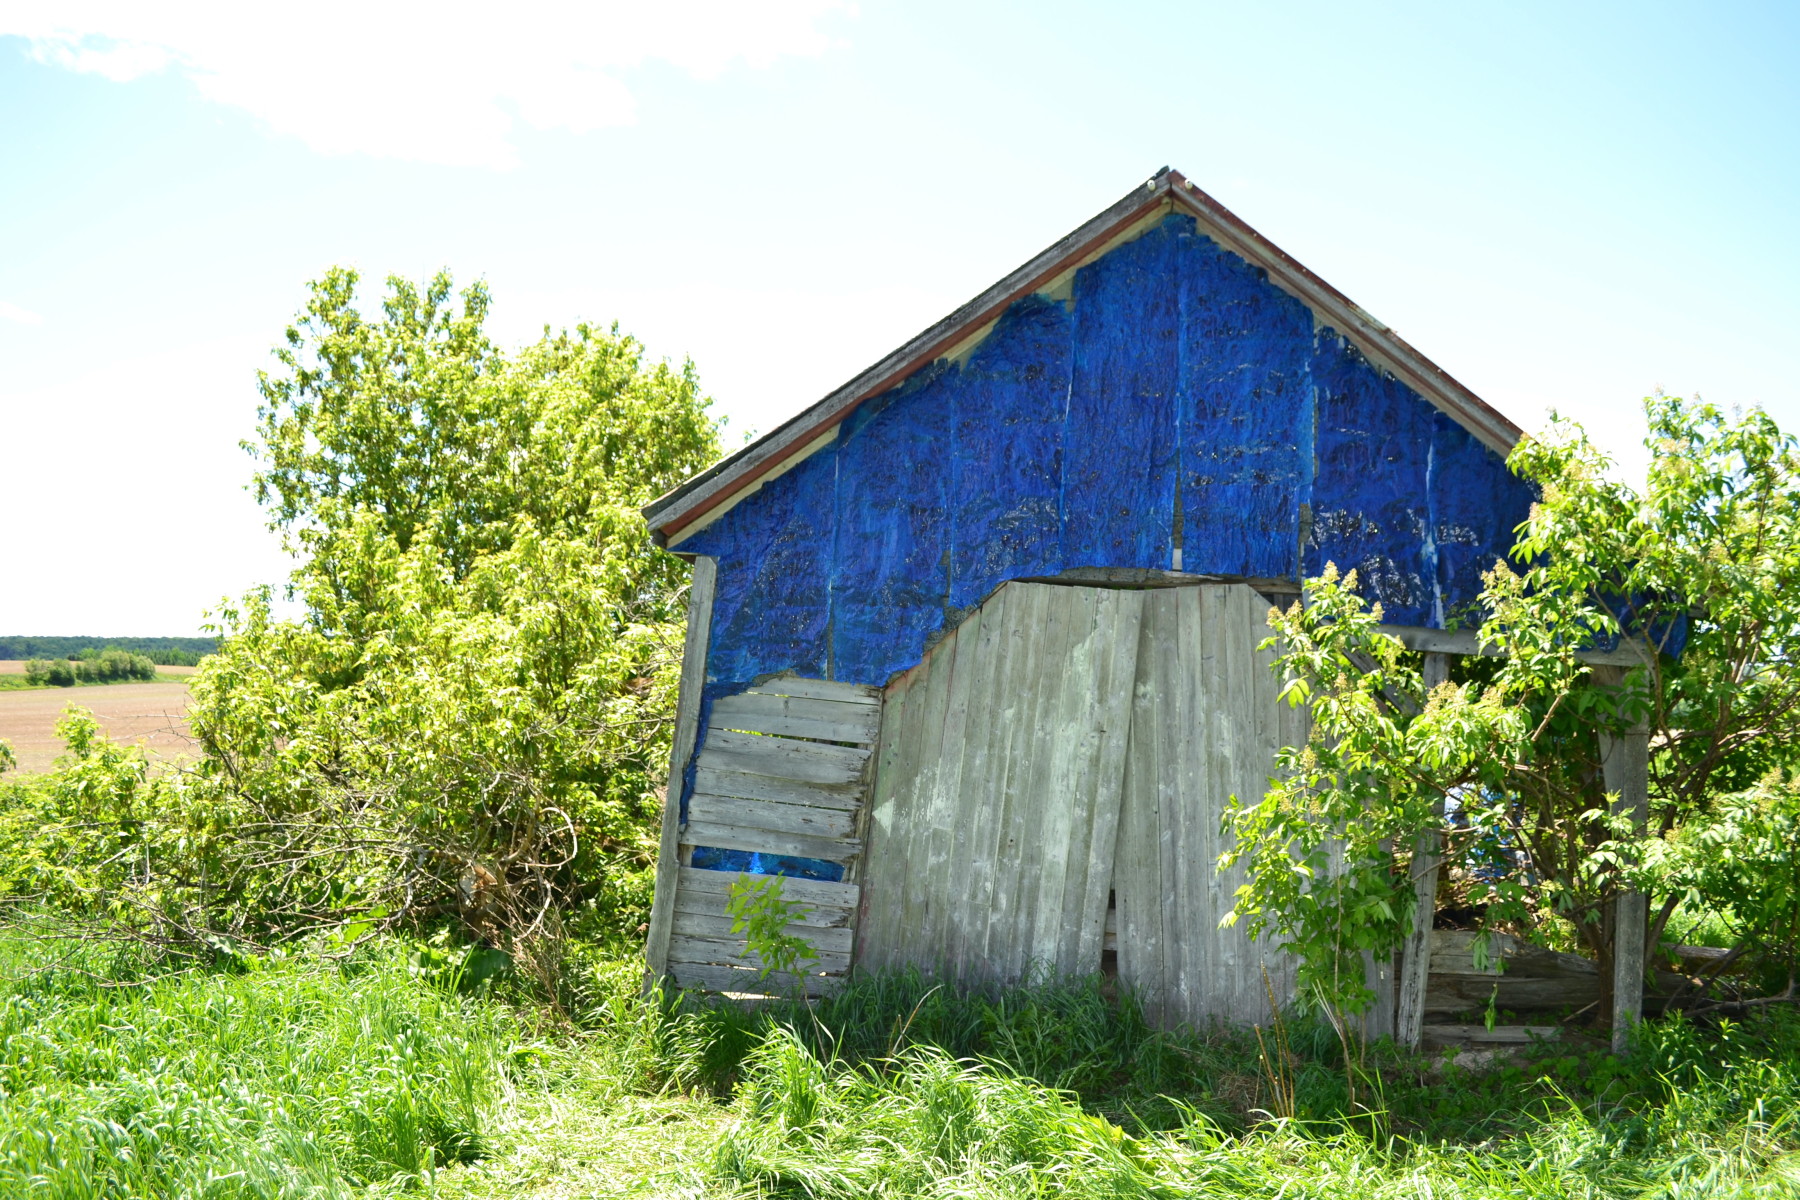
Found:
<box><xmin>662</xmin><ymin>675</ymin><xmax>879</xmax><ymax>999</ymax></box>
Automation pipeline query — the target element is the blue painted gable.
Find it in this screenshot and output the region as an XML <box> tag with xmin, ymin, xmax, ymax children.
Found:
<box><xmin>680</xmin><ymin>213</ymin><xmax>1533</xmax><ymax>695</ymax></box>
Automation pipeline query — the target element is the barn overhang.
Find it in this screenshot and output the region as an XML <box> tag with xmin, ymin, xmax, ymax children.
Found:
<box><xmin>643</xmin><ymin>166</ymin><xmax>1523</xmax><ymax>551</ymax></box>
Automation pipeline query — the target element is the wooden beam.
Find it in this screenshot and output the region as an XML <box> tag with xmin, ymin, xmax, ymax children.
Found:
<box><xmin>1594</xmin><ymin>663</ymin><xmax>1651</xmax><ymax>1053</ymax></box>
<box><xmin>1396</xmin><ymin>652</ymin><xmax>1450</xmax><ymax>1049</ymax></box>
<box><xmin>1382</xmin><ymin>624</ymin><xmax>1654</xmax><ymax>668</ymax></box>
<box><xmin>642</xmin><ymin>556</ymin><xmax>718</xmax><ymax>985</ymax></box>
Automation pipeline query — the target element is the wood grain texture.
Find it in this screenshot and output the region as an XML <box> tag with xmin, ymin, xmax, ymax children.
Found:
<box><xmin>660</xmin><ymin>674</ymin><xmax>876</xmax><ymax>996</ymax></box>
<box><xmin>1114</xmin><ymin>584</ymin><xmax>1301</xmax><ymax>1029</ymax></box>
<box><xmin>668</xmin><ymin>961</ymin><xmax>845</xmax><ymax>998</ymax></box>
<box><xmin>1596</xmin><ymin>661</ymin><xmax>1652</xmax><ymax>1053</ymax></box>
<box><xmin>859</xmin><ymin>582</ymin><xmax>1142</xmax><ymax>986</ymax></box>
<box><xmin>1398</xmin><ymin>654</ymin><xmax>1450</xmax><ymax>1048</ymax></box>
<box><xmin>643</xmin><ymin>557</ymin><xmax>718</xmax><ymax>981</ymax></box>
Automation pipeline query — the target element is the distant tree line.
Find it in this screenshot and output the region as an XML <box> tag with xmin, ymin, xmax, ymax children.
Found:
<box><xmin>24</xmin><ymin>650</ymin><xmax>158</xmax><ymax>687</ymax></box>
<box><xmin>0</xmin><ymin>637</ymin><xmax>217</xmax><ymax>666</ymax></box>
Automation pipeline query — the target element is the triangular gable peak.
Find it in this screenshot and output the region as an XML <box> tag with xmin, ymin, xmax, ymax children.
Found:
<box><xmin>645</xmin><ymin>168</ymin><xmax>1520</xmax><ymax>548</ymax></box>
<box><xmin>648</xmin><ymin>168</ymin><xmax>1535</xmax><ymax>692</ymax></box>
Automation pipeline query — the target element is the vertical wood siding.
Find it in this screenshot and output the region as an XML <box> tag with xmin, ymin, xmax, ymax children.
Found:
<box><xmin>856</xmin><ymin>579</ymin><xmax>1377</xmax><ymax>1029</ymax></box>
<box><xmin>857</xmin><ymin>583</ymin><xmax>1142</xmax><ymax>985</ymax></box>
<box><xmin>1112</xmin><ymin>585</ymin><xmax>1298</xmax><ymax>1029</ymax></box>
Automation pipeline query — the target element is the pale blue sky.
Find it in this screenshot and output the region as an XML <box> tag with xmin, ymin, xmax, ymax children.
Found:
<box><xmin>3</xmin><ymin>1</ymin><xmax>1796</xmax><ymax>634</ymax></box>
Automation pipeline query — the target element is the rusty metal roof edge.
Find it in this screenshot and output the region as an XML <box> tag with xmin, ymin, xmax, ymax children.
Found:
<box><xmin>644</xmin><ymin>167</ymin><xmax>1524</xmax><ymax>543</ymax></box>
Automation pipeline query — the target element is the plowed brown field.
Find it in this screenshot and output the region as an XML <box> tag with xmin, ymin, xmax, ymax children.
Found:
<box><xmin>0</xmin><ymin>681</ymin><xmax>195</xmax><ymax>775</ymax></box>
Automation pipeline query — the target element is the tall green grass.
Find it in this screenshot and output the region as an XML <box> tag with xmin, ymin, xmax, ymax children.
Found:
<box><xmin>9</xmin><ymin>936</ymin><xmax>1800</xmax><ymax>1200</ymax></box>
<box><xmin>0</xmin><ymin>936</ymin><xmax>507</xmax><ymax>1199</ymax></box>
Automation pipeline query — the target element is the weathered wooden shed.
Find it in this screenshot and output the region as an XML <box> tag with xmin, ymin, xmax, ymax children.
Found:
<box><xmin>640</xmin><ymin>167</ymin><xmax>1544</xmax><ymax>1032</ymax></box>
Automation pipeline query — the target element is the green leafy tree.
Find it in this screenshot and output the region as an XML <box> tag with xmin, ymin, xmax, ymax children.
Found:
<box><xmin>176</xmin><ymin>269</ymin><xmax>718</xmax><ymax>962</ymax></box>
<box><xmin>1225</xmin><ymin>397</ymin><xmax>1800</xmax><ymax>1019</ymax></box>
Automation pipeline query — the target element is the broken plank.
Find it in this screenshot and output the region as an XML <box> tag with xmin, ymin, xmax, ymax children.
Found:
<box><xmin>672</xmin><ymin>889</ymin><xmax>854</xmax><ymax>929</ymax></box>
<box><xmin>699</xmin><ymin>730</ymin><xmax>871</xmax><ymax>786</ymax></box>
<box><xmin>682</xmin><ymin>821</ymin><xmax>858</xmax><ymax>863</ymax></box>
<box><xmin>671</xmin><ymin>911</ymin><xmax>855</xmax><ymax>954</ymax></box>
<box><xmin>669</xmin><ymin>934</ymin><xmax>851</xmax><ymax>975</ymax></box>
<box><xmin>712</xmin><ymin>691</ymin><xmax>882</xmax><ymax>744</ymax></box>
<box><xmin>668</xmin><ymin>961</ymin><xmax>845</xmax><ymax>998</ymax></box>
<box><xmin>688</xmin><ymin>793</ymin><xmax>859</xmax><ymax>840</ymax></box>
<box><xmin>746</xmin><ymin>674</ymin><xmax>881</xmax><ymax>705</ymax></box>
<box><xmin>693</xmin><ymin>766</ymin><xmax>863</xmax><ymax>809</ymax></box>
<box><xmin>678</xmin><ymin>866</ymin><xmax>859</xmax><ymax>910</ymax></box>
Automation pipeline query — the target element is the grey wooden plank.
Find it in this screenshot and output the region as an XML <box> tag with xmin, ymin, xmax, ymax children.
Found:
<box><xmin>1596</xmin><ymin>661</ymin><xmax>1651</xmax><ymax>1054</ymax></box>
<box><xmin>668</xmin><ymin>934</ymin><xmax>852</xmax><ymax>975</ymax></box>
<box><xmin>1021</xmin><ymin>585</ymin><xmax>1094</xmax><ymax>973</ymax></box>
<box><xmin>1398</xmin><ymin>652</ymin><xmax>1451</xmax><ymax>1048</ymax></box>
<box><xmin>1062</xmin><ymin>588</ymin><xmax>1141</xmax><ymax>973</ymax></box>
<box><xmin>984</xmin><ymin>583</ymin><xmax>1047</xmax><ymax>982</ymax></box>
<box><xmin>954</xmin><ymin>585</ymin><xmax>1016</xmax><ymax>982</ymax></box>
<box><xmin>697</xmin><ymin>730</ymin><xmax>871</xmax><ymax>786</ymax></box>
<box><xmin>1001</xmin><ymin>583</ymin><xmax>1079</xmax><ymax>983</ymax></box>
<box><xmin>745</xmin><ymin>675</ymin><xmax>882</xmax><ymax>705</ymax></box>
<box><xmin>713</xmin><ymin>689</ymin><xmax>883</xmax><ymax>719</ymax></box>
<box><xmin>681</xmin><ymin>822</ymin><xmax>857</xmax><ymax>863</ymax></box>
<box><xmin>709</xmin><ymin>691</ymin><xmax>882</xmax><ymax>745</ymax></box>
<box><xmin>857</xmin><ymin>631</ymin><xmax>927</xmax><ymax>972</ymax></box>
<box><xmin>1115</xmin><ymin>588</ymin><xmax>1169</xmax><ymax>1025</ymax></box>
<box><xmin>677</xmin><ymin>866</ymin><xmax>860</xmax><ymax>910</ymax></box>
<box><xmin>937</xmin><ymin>603</ymin><xmax>995</xmax><ymax>979</ymax></box>
<box><xmin>693</xmin><ymin>766</ymin><xmax>864</xmax><ymax>810</ymax></box>
<box><xmin>687</xmin><ymin>793</ymin><xmax>859</xmax><ymax>840</ymax></box>
<box><xmin>707</xmin><ymin>712</ymin><xmax>879</xmax><ymax>746</ymax></box>
<box><xmin>672</xmin><ymin>890</ymin><xmax>855</xmax><ymax>929</ymax></box>
<box><xmin>668</xmin><ymin>961</ymin><xmax>845</xmax><ymax>998</ymax></box>
<box><xmin>1383</xmin><ymin>624</ymin><xmax>1654</xmax><ymax>668</ymax></box>
<box><xmin>672</xmin><ymin>911</ymin><xmax>856</xmax><ymax>954</ymax></box>
<box><xmin>906</xmin><ymin>589</ymin><xmax>966</xmax><ymax>977</ymax></box>
<box><xmin>643</xmin><ymin>556</ymin><xmax>718</xmax><ymax>981</ymax></box>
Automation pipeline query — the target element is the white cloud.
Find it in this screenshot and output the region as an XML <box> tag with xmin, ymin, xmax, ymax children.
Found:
<box><xmin>0</xmin><ymin>300</ymin><xmax>43</xmax><ymax>326</ymax></box>
<box><xmin>4</xmin><ymin>1</ymin><xmax>849</xmax><ymax>167</ymax></box>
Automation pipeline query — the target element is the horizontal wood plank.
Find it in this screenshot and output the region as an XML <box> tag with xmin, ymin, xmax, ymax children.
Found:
<box><xmin>673</xmin><ymin>889</ymin><xmax>854</xmax><ymax>929</ymax></box>
<box><xmin>711</xmin><ymin>692</ymin><xmax>881</xmax><ymax>744</ymax></box>
<box><xmin>672</xmin><ymin>911</ymin><xmax>855</xmax><ymax>953</ymax></box>
<box><xmin>694</xmin><ymin>766</ymin><xmax>864</xmax><ymax>809</ymax></box>
<box><xmin>698</xmin><ymin>731</ymin><xmax>871</xmax><ymax>786</ymax></box>
<box><xmin>689</xmin><ymin>793</ymin><xmax>858</xmax><ymax>840</ymax></box>
<box><xmin>667</xmin><ymin>961</ymin><xmax>845</xmax><ymax>998</ymax></box>
<box><xmin>745</xmin><ymin>675</ymin><xmax>881</xmax><ymax>705</ymax></box>
<box><xmin>682</xmin><ymin>821</ymin><xmax>859</xmax><ymax>863</ymax></box>
<box><xmin>669</xmin><ymin>934</ymin><xmax>852</xmax><ymax>975</ymax></box>
<box><xmin>678</xmin><ymin>866</ymin><xmax>860</xmax><ymax>909</ymax></box>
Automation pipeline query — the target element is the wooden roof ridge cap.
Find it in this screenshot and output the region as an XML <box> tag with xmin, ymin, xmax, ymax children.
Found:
<box><xmin>644</xmin><ymin>167</ymin><xmax>1528</xmax><ymax>544</ymax></box>
<box><xmin>642</xmin><ymin>169</ymin><xmax>1180</xmax><ymax>543</ymax></box>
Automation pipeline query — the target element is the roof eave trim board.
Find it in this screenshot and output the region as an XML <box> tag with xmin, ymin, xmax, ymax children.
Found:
<box><xmin>644</xmin><ymin>169</ymin><xmax>1523</xmax><ymax>547</ymax></box>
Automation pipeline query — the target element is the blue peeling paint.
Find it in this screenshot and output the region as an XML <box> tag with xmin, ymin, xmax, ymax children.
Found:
<box><xmin>1307</xmin><ymin>330</ymin><xmax>1436</xmax><ymax>626</ymax></box>
<box><xmin>675</xmin><ymin>214</ymin><xmax>1538</xmax><ymax>877</ymax></box>
<box><xmin>1064</xmin><ymin>219</ymin><xmax>1179</xmax><ymax>569</ymax></box>
<box><xmin>1173</xmin><ymin>221</ymin><xmax>1315</xmax><ymax>578</ymax></box>
<box><xmin>949</xmin><ymin>295</ymin><xmax>1071</xmax><ymax>609</ymax></box>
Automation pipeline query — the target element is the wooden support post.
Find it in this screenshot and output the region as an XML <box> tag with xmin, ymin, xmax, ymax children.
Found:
<box><xmin>1594</xmin><ymin>664</ymin><xmax>1651</xmax><ymax>1053</ymax></box>
<box><xmin>642</xmin><ymin>556</ymin><xmax>718</xmax><ymax>986</ymax></box>
<box><xmin>1397</xmin><ymin>652</ymin><xmax>1451</xmax><ymax>1050</ymax></box>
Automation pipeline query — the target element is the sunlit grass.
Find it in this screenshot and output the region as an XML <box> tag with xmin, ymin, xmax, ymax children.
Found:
<box><xmin>7</xmin><ymin>936</ymin><xmax>1800</xmax><ymax>1199</ymax></box>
